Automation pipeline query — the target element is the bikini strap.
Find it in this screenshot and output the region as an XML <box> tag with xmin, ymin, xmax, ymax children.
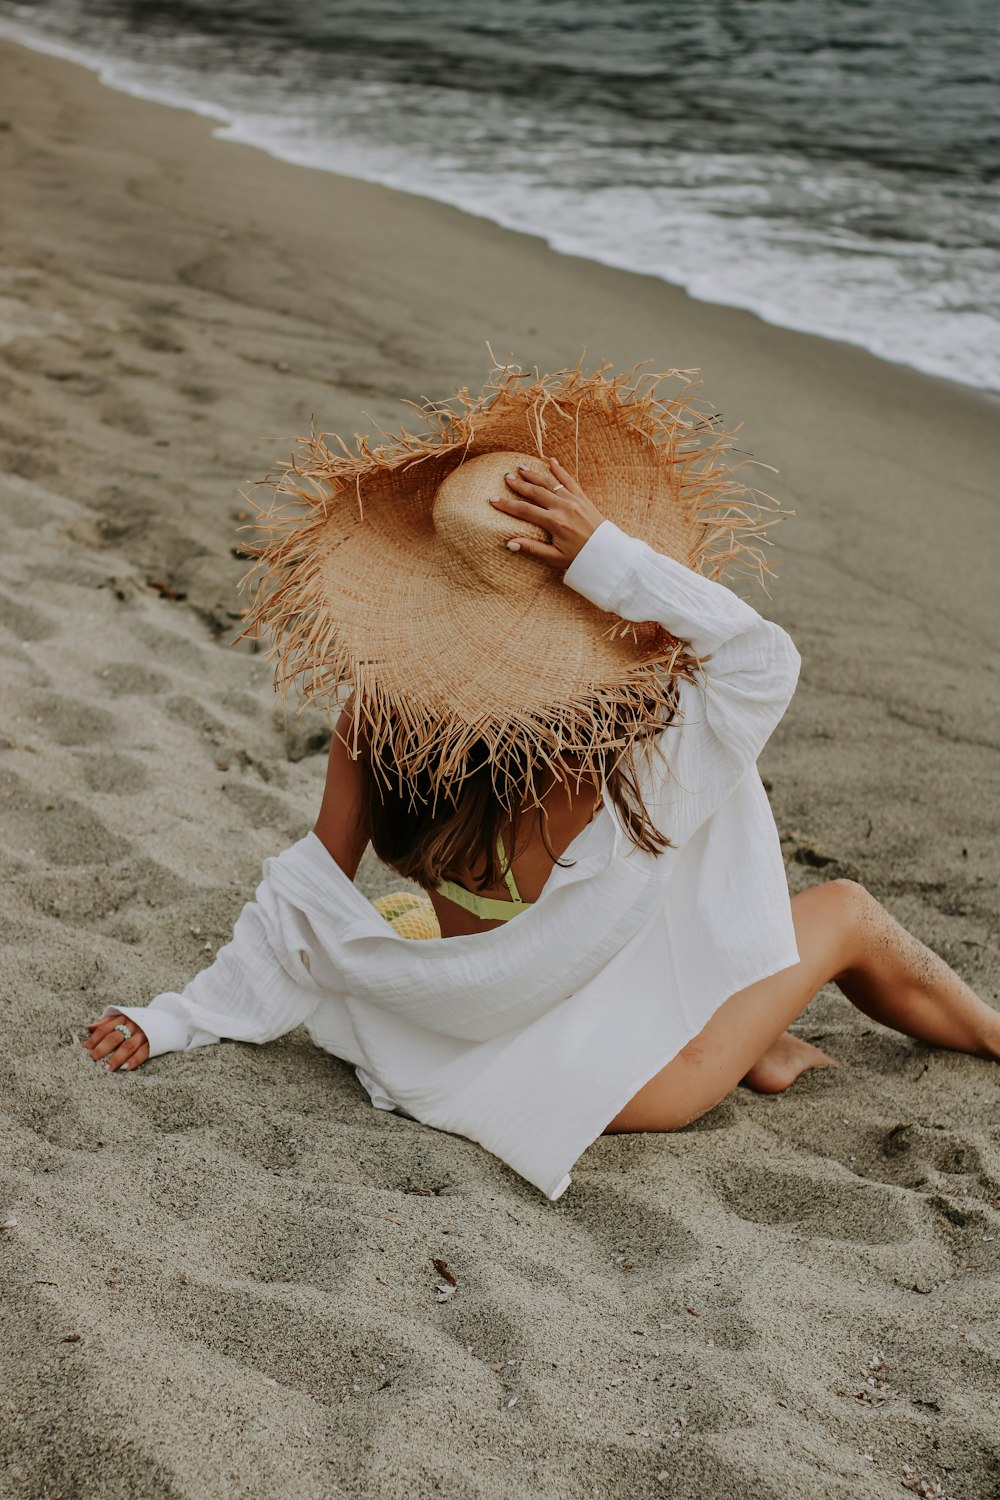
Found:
<box><xmin>434</xmin><ymin>878</ymin><xmax>529</xmax><ymax>922</ymax></box>
<box><xmin>496</xmin><ymin>830</ymin><xmax>523</xmax><ymax>904</ymax></box>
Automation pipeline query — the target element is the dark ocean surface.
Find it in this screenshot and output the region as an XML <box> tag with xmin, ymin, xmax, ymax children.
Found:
<box><xmin>3</xmin><ymin>0</ymin><xmax>998</xmax><ymax>391</ymax></box>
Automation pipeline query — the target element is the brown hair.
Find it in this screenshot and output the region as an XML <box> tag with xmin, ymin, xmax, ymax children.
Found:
<box><xmin>360</xmin><ymin>688</ymin><xmax>685</xmax><ymax>894</ymax></box>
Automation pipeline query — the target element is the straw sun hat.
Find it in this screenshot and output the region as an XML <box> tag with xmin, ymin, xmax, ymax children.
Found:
<box><xmin>239</xmin><ymin>355</ymin><xmax>783</xmax><ymax>812</ymax></box>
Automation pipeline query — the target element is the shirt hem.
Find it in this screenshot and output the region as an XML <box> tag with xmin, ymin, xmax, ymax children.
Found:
<box><xmin>538</xmin><ymin>945</ymin><xmax>803</xmax><ymax>1202</ymax></box>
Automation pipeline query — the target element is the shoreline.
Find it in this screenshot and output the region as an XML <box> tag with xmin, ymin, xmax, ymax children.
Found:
<box><xmin>2</xmin><ymin>22</ymin><xmax>998</xmax><ymax>404</ymax></box>
<box><xmin>2</xmin><ymin>33</ymin><xmax>999</xmax><ymax>1500</ymax></box>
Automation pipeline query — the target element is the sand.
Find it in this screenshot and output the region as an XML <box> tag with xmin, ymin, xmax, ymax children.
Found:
<box><xmin>1</xmin><ymin>35</ymin><xmax>999</xmax><ymax>1500</ymax></box>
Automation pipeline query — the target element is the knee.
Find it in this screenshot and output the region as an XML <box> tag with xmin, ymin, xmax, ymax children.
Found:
<box><xmin>816</xmin><ymin>876</ymin><xmax>877</xmax><ymax>921</ymax></box>
<box><xmin>818</xmin><ymin>878</ymin><xmax>883</xmax><ymax>968</ymax></box>
<box><xmin>825</xmin><ymin>876</ymin><xmax>873</xmax><ymax>911</ymax></box>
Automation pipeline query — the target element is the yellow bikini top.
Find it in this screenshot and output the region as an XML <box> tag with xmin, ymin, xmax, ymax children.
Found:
<box><xmin>435</xmin><ymin>831</ymin><xmax>531</xmax><ymax>922</ymax></box>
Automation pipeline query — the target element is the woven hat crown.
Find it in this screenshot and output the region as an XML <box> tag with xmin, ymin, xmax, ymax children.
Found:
<box><xmin>239</xmin><ymin>356</ymin><xmax>784</xmax><ymax>810</ymax></box>
<box><xmin>432</xmin><ymin>450</ymin><xmax>550</xmax><ymax>589</ymax></box>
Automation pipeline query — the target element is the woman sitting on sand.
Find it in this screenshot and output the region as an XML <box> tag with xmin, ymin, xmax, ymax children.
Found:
<box><xmin>82</xmin><ymin>362</ymin><xmax>998</xmax><ymax>1200</ymax></box>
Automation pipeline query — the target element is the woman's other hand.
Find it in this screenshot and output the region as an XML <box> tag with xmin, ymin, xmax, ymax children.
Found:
<box><xmin>82</xmin><ymin>1015</ymin><xmax>150</xmax><ymax>1071</ymax></box>
<box><xmin>490</xmin><ymin>456</ymin><xmax>604</xmax><ymax>570</ymax></box>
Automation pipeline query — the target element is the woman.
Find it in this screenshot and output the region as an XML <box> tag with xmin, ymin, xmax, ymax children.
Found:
<box><xmin>82</xmin><ymin>363</ymin><xmax>999</xmax><ymax>1199</ymax></box>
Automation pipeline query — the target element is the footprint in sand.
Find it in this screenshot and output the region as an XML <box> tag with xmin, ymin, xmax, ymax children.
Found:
<box><xmin>603</xmin><ymin>1442</ymin><xmax>784</xmax><ymax>1500</ymax></box>
<box><xmin>21</xmin><ymin>691</ymin><xmax>117</xmax><ymax>747</ymax></box>
<box><xmin>557</xmin><ymin>1179</ymin><xmax>701</xmax><ymax>1275</ymax></box>
<box><xmin>436</xmin><ymin>1290</ymin><xmax>524</xmax><ymax>1383</ymax></box>
<box><xmin>98</xmin><ymin>397</ymin><xmax>152</xmax><ymax>437</ymax></box>
<box><xmin>219</xmin><ymin>688</ymin><xmax>263</xmax><ymax>719</ymax></box>
<box><xmin>925</xmin><ymin>1193</ymin><xmax>1000</xmax><ymax>1264</ymax></box>
<box><xmin>42</xmin><ymin>367</ymin><xmax>106</xmax><ymax>396</ymax></box>
<box><xmin>0</xmin><ymin>476</ymin><xmax>77</xmax><ymax>532</ymax></box>
<box><xmin>711</xmin><ymin>1159</ymin><xmax>912</xmax><ymax>1244</ymax></box>
<box><xmin>0</xmin><ymin>768</ymin><xmax>132</xmax><ymax>866</ymax></box>
<box><xmin>0</xmin><ymin>588</ymin><xmax>59</xmax><ymax>643</ymax></box>
<box><xmin>876</xmin><ymin>1121</ymin><xmax>997</xmax><ymax>1194</ymax></box>
<box><xmin>79</xmin><ymin>751</ymin><xmax>151</xmax><ymax>796</ymax></box>
<box><xmin>132</xmin><ymin>622</ymin><xmax>208</xmax><ymax>671</ymax></box>
<box><xmin>176</xmin><ymin>381</ymin><xmax>221</xmax><ymax>404</ymax></box>
<box><xmin>100</xmin><ymin>662</ymin><xmax>174</xmax><ymax>698</ymax></box>
<box><xmin>221</xmin><ymin>780</ymin><xmax>300</xmax><ymax>832</ymax></box>
<box><xmin>166</xmin><ymin>1276</ymin><xmax>351</xmax><ymax>1403</ymax></box>
<box><xmin>137</xmin><ymin>324</ymin><xmax>186</xmax><ymax>354</ymax></box>
<box><xmin>164</xmin><ymin>693</ymin><xmax>232</xmax><ymax>739</ymax></box>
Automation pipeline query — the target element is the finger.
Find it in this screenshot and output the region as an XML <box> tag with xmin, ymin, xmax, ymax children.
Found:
<box><xmin>119</xmin><ymin>1042</ymin><xmax>149</xmax><ymax>1072</ymax></box>
<box><xmin>506</xmin><ymin>467</ymin><xmax>561</xmax><ymax>500</ymax></box>
<box><xmin>490</xmin><ymin>494</ymin><xmax>554</xmax><ymax>526</ymax></box>
<box><xmin>503</xmin><ymin>476</ymin><xmax>561</xmax><ymax>510</ymax></box>
<box><xmin>86</xmin><ymin>1015</ymin><xmax>129</xmax><ymax>1039</ymax></box>
<box><xmin>108</xmin><ymin>1044</ymin><xmax>146</xmax><ymax>1072</ymax></box>
<box><xmin>83</xmin><ymin>1017</ymin><xmax>125</xmax><ymax>1050</ymax></box>
<box><xmin>88</xmin><ymin>1028</ymin><xmax>137</xmax><ymax>1063</ymax></box>
<box><xmin>107</xmin><ymin>1032</ymin><xmax>144</xmax><ymax>1070</ymax></box>
<box><xmin>104</xmin><ymin>1036</ymin><xmax>145</xmax><ymax>1070</ymax></box>
<box><xmin>547</xmin><ymin>456</ymin><xmax>586</xmax><ymax>497</ymax></box>
<box><xmin>505</xmin><ymin>537</ymin><xmax>565</xmax><ymax>566</ymax></box>
<box><xmin>515</xmin><ymin>463</ymin><xmax>561</xmax><ymax>489</ymax></box>
<box><xmin>86</xmin><ymin>1032</ymin><xmax>120</xmax><ymax>1062</ymax></box>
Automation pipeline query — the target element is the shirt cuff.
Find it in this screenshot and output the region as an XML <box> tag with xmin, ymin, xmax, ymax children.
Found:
<box><xmin>562</xmin><ymin>519</ymin><xmax>644</xmax><ymax>613</ymax></box>
<box><xmin>101</xmin><ymin>1000</ymin><xmax>190</xmax><ymax>1058</ymax></box>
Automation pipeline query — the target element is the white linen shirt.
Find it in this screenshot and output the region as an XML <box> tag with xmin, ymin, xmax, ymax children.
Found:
<box><xmin>103</xmin><ymin>520</ymin><xmax>802</xmax><ymax>1200</ymax></box>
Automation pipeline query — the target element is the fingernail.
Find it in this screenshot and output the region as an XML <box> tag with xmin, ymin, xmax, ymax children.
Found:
<box><xmin>504</xmin><ymin>471</ymin><xmax>514</xmax><ymax>478</ymax></box>
<box><xmin>489</xmin><ymin>496</ymin><xmax>500</xmax><ymax>505</ymax></box>
<box><xmin>506</xmin><ymin>541</ymin><xmax>521</xmax><ymax>552</ymax></box>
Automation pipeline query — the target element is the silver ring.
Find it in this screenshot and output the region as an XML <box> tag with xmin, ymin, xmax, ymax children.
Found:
<box><xmin>552</xmin><ymin>483</ymin><xmax>566</xmax><ymax>493</ymax></box>
<box><xmin>113</xmin><ymin>1022</ymin><xmax>133</xmax><ymax>1041</ymax></box>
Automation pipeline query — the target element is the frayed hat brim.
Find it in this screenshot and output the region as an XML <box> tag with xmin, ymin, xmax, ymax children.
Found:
<box><xmin>236</xmin><ymin>353</ymin><xmax>787</xmax><ymax>810</ymax></box>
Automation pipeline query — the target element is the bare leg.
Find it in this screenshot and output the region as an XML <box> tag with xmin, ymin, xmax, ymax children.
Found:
<box><xmin>605</xmin><ymin>879</ymin><xmax>1000</xmax><ymax>1134</ymax></box>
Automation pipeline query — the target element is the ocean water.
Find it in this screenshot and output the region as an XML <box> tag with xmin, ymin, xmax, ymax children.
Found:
<box><xmin>2</xmin><ymin>0</ymin><xmax>998</xmax><ymax>394</ymax></box>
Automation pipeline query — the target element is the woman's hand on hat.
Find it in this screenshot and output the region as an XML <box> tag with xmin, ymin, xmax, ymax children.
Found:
<box><xmin>491</xmin><ymin>457</ymin><xmax>604</xmax><ymax>569</ymax></box>
<box><xmin>81</xmin><ymin>1014</ymin><xmax>150</xmax><ymax>1072</ymax></box>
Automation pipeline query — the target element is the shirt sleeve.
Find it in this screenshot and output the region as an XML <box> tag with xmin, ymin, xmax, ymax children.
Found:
<box><xmin>100</xmin><ymin>995</ymin><xmax>215</xmax><ymax>1058</ymax></box>
<box><xmin>101</xmin><ymin>839</ymin><xmax>327</xmax><ymax>1058</ymax></box>
<box><xmin>562</xmin><ymin>519</ymin><xmax>801</xmax><ymax>840</ymax></box>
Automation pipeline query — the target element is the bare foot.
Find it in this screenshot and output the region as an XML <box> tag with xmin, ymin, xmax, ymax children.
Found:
<box><xmin>741</xmin><ymin>1030</ymin><xmax>839</xmax><ymax>1095</ymax></box>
